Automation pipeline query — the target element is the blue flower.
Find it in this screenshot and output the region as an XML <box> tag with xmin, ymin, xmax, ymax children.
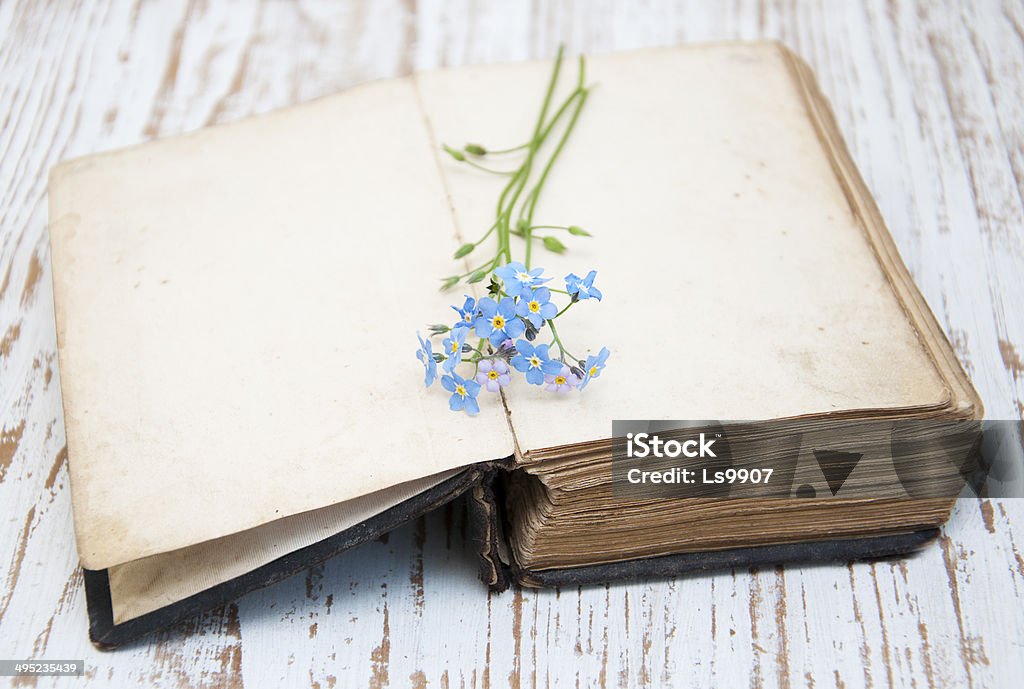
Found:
<box><xmin>441</xmin><ymin>328</ymin><xmax>468</xmax><ymax>373</ymax></box>
<box><xmin>578</xmin><ymin>346</ymin><xmax>610</xmax><ymax>390</ymax></box>
<box><xmin>441</xmin><ymin>371</ymin><xmax>481</xmax><ymax>415</ymax></box>
<box><xmin>416</xmin><ymin>332</ymin><xmax>438</xmax><ymax>387</ymax></box>
<box><xmin>474</xmin><ymin>296</ymin><xmax>525</xmax><ymax>346</ymax></box>
<box><xmin>494</xmin><ymin>262</ymin><xmax>550</xmax><ymax>299</ymax></box>
<box><xmin>510</xmin><ymin>339</ymin><xmax>562</xmax><ymax>385</ymax></box>
<box><xmin>451</xmin><ymin>295</ymin><xmax>478</xmax><ymax>330</ymax></box>
<box><xmin>515</xmin><ymin>286</ymin><xmax>558</xmax><ymax>328</ymax></box>
<box><xmin>565</xmin><ymin>270</ymin><xmax>602</xmax><ymax>301</ymax></box>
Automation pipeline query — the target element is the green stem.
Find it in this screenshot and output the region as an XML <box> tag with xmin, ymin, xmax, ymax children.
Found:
<box><xmin>515</xmin><ymin>89</ymin><xmax>585</xmax><ymax>242</ymax></box>
<box><xmin>462</xmin><ymin>159</ymin><xmax>517</xmax><ymax>176</ymax></box>
<box><xmin>507</xmin><ymin>44</ymin><xmax>567</xmax><ymax>269</ymax></box>
<box><xmin>478</xmin><ymin>83</ymin><xmax>583</xmax><ymax>163</ymax></box>
<box><xmin>494</xmin><ymin>166</ymin><xmax>529</xmax><ymax>262</ymax></box>
<box><xmin>477</xmin><ymin>142</ymin><xmax>530</xmax><ymax>155</ymax></box>
<box><xmin>553</xmin><ymin>301</ymin><xmax>575</xmax><ymax>319</ymax></box>
<box><xmin>516</xmin><ymin>58</ymin><xmax>587</xmax><ymax>225</ymax></box>
<box><xmin>457</xmin><ymin>256</ymin><xmax>499</xmax><ymax>279</ymax></box>
<box><xmin>511</xmin><ymin>226</ymin><xmax>579</xmax><ymax>240</ymax></box>
<box><xmin>525</xmin><ymin>224</ymin><xmax>572</xmax><ymax>231</ymax></box>
<box><xmin>474</xmin><ymin>219</ymin><xmax>500</xmax><ymax>245</ymax></box>
<box><xmin>546</xmin><ymin>319</ymin><xmax>577</xmax><ymax>362</ymax></box>
<box><xmin>446</xmin><ymin>46</ymin><xmax>589</xmax><ymax>289</ymax></box>
<box><xmin>522</xmin><ymin>88</ymin><xmax>589</xmax><ymax>235</ymax></box>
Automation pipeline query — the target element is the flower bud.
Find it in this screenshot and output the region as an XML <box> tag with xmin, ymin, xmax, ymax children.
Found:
<box><xmin>542</xmin><ymin>236</ymin><xmax>566</xmax><ymax>253</ymax></box>
<box><xmin>464</xmin><ymin>143</ymin><xmax>487</xmax><ymax>155</ymax></box>
<box><xmin>453</xmin><ymin>243</ymin><xmax>475</xmax><ymax>259</ymax></box>
<box><xmin>440</xmin><ymin>276</ymin><xmax>460</xmax><ymax>290</ymax></box>
<box><xmin>568</xmin><ymin>225</ymin><xmax>591</xmax><ymax>237</ymax></box>
<box><xmin>442</xmin><ymin>144</ymin><xmax>465</xmax><ymax>162</ymax></box>
<box><xmin>468</xmin><ymin>269</ymin><xmax>488</xmax><ymax>283</ymax></box>
<box><xmin>570</xmin><ymin>365</ymin><xmax>585</xmax><ymax>378</ymax></box>
<box><xmin>428</xmin><ymin>323</ymin><xmax>450</xmax><ymax>334</ymax></box>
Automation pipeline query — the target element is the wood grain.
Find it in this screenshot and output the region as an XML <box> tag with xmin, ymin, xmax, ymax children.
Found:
<box><xmin>1</xmin><ymin>1</ymin><xmax>1022</xmax><ymax>687</ymax></box>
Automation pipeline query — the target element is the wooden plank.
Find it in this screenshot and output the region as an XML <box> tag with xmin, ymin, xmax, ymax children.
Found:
<box><xmin>1</xmin><ymin>1</ymin><xmax>1022</xmax><ymax>687</ymax></box>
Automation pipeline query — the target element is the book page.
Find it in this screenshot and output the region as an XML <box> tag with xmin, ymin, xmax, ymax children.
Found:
<box><xmin>107</xmin><ymin>469</ymin><xmax>458</xmax><ymax>624</ymax></box>
<box><xmin>49</xmin><ymin>77</ymin><xmax>514</xmax><ymax>571</ymax></box>
<box><xmin>413</xmin><ymin>43</ymin><xmax>950</xmax><ymax>455</ymax></box>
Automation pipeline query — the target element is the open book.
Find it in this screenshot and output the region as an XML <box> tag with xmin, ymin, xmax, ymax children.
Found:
<box><xmin>47</xmin><ymin>42</ymin><xmax>981</xmax><ymax>648</ymax></box>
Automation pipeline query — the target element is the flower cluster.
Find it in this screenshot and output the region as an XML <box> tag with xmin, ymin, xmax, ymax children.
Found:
<box><xmin>417</xmin><ymin>262</ymin><xmax>609</xmax><ymax>415</ymax></box>
<box><xmin>414</xmin><ymin>46</ymin><xmax>608</xmax><ymax>415</ymax></box>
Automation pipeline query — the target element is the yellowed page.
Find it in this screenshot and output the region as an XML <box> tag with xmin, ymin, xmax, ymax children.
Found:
<box><xmin>49</xmin><ymin>78</ymin><xmax>514</xmax><ymax>571</ymax></box>
<box><xmin>107</xmin><ymin>469</ymin><xmax>458</xmax><ymax>624</ymax></box>
<box><xmin>413</xmin><ymin>42</ymin><xmax>949</xmax><ymax>455</ymax></box>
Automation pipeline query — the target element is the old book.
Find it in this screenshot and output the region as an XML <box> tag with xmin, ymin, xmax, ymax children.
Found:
<box><xmin>47</xmin><ymin>41</ymin><xmax>982</xmax><ymax>648</ymax></box>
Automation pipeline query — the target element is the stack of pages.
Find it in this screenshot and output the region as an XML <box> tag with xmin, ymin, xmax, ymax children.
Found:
<box><xmin>47</xmin><ymin>41</ymin><xmax>981</xmax><ymax>647</ymax></box>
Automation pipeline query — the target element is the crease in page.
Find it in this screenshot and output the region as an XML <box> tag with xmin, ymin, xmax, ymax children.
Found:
<box><xmin>410</xmin><ymin>72</ymin><xmax>522</xmax><ymax>455</ymax></box>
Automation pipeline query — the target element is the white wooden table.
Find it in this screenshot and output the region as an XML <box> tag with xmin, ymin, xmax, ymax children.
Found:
<box><xmin>2</xmin><ymin>1</ymin><xmax>1023</xmax><ymax>687</ymax></box>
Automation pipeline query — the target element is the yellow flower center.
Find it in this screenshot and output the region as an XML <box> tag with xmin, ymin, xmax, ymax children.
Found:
<box><xmin>450</xmin><ymin>342</ymin><xmax>459</xmax><ymax>353</ymax></box>
<box><xmin>589</xmin><ymin>366</ymin><xmax>598</xmax><ymax>377</ymax></box>
<box><xmin>488</xmin><ymin>370</ymin><xmax>499</xmax><ymax>380</ymax></box>
<box><xmin>455</xmin><ymin>384</ymin><xmax>467</xmax><ymax>397</ymax></box>
<box><xmin>529</xmin><ymin>356</ymin><xmax>541</xmax><ymax>368</ymax></box>
<box><xmin>492</xmin><ymin>315</ymin><xmax>505</xmax><ymax>329</ymax></box>
<box><xmin>555</xmin><ymin>375</ymin><xmax>567</xmax><ymax>385</ymax></box>
<box><xmin>528</xmin><ymin>300</ymin><xmax>541</xmax><ymax>313</ymax></box>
